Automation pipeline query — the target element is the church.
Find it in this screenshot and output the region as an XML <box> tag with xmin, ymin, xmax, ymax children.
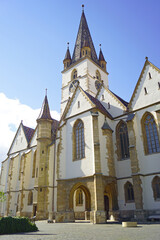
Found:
<box><xmin>0</xmin><ymin>7</ymin><xmax>160</xmax><ymax>224</ymax></box>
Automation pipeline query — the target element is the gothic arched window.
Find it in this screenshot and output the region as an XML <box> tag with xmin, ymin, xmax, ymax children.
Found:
<box><xmin>124</xmin><ymin>181</ymin><xmax>134</xmax><ymax>202</ymax></box>
<box><xmin>76</xmin><ymin>188</ymin><xmax>83</xmax><ymax>206</ymax></box>
<box><xmin>73</xmin><ymin>119</ymin><xmax>85</xmax><ymax>160</ymax></box>
<box><xmin>142</xmin><ymin>113</ymin><xmax>160</xmax><ymax>154</ymax></box>
<box><xmin>116</xmin><ymin>121</ymin><xmax>130</xmax><ymax>160</ymax></box>
<box><xmin>72</xmin><ymin>69</ymin><xmax>77</xmax><ymax>80</ymax></box>
<box><xmin>96</xmin><ymin>70</ymin><xmax>101</xmax><ymax>80</ymax></box>
<box><xmin>152</xmin><ymin>176</ymin><xmax>160</xmax><ymax>200</ymax></box>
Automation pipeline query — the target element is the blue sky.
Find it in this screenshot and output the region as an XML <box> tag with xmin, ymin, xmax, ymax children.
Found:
<box><xmin>0</xmin><ymin>0</ymin><xmax>160</xmax><ymax>161</ymax></box>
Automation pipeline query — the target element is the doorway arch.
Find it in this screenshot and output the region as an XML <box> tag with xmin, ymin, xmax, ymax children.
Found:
<box><xmin>69</xmin><ymin>183</ymin><xmax>91</xmax><ymax>220</ymax></box>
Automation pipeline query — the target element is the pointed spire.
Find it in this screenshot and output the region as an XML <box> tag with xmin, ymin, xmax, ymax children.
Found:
<box><xmin>99</xmin><ymin>44</ymin><xmax>107</xmax><ymax>71</ymax></box>
<box><xmin>37</xmin><ymin>92</ymin><xmax>53</xmax><ymax>121</ymax></box>
<box><xmin>72</xmin><ymin>6</ymin><xmax>98</xmax><ymax>64</ymax></box>
<box><xmin>64</xmin><ymin>42</ymin><xmax>71</xmax><ymax>61</ymax></box>
<box><xmin>99</xmin><ymin>44</ymin><xmax>105</xmax><ymax>62</ymax></box>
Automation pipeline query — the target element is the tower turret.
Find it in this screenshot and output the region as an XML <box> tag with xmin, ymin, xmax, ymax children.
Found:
<box><xmin>99</xmin><ymin>45</ymin><xmax>107</xmax><ymax>71</ymax></box>
<box><xmin>63</xmin><ymin>42</ymin><xmax>71</xmax><ymax>70</ymax></box>
<box><xmin>35</xmin><ymin>91</ymin><xmax>53</xmax><ymax>219</ymax></box>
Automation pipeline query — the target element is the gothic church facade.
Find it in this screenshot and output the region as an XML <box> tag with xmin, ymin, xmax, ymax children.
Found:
<box><xmin>0</xmin><ymin>9</ymin><xmax>160</xmax><ymax>223</ymax></box>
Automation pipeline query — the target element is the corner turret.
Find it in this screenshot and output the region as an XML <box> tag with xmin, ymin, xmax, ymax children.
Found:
<box><xmin>63</xmin><ymin>42</ymin><xmax>71</xmax><ymax>70</ymax></box>
<box><xmin>99</xmin><ymin>45</ymin><xmax>107</xmax><ymax>71</ymax></box>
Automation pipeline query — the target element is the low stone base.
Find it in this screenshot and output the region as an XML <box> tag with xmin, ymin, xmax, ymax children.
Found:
<box><xmin>90</xmin><ymin>210</ymin><xmax>106</xmax><ymax>224</ymax></box>
<box><xmin>122</xmin><ymin>222</ymin><xmax>137</xmax><ymax>227</ymax></box>
<box><xmin>134</xmin><ymin>210</ymin><xmax>146</xmax><ymax>222</ymax></box>
<box><xmin>55</xmin><ymin>211</ymin><xmax>75</xmax><ymax>223</ymax></box>
<box><xmin>109</xmin><ymin>210</ymin><xmax>120</xmax><ymax>221</ymax></box>
<box><xmin>85</xmin><ymin>211</ymin><xmax>90</xmax><ymax>220</ymax></box>
<box><xmin>36</xmin><ymin>211</ymin><xmax>48</xmax><ymax>220</ymax></box>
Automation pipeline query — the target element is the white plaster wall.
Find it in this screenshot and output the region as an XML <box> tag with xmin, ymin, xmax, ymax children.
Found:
<box><xmin>10</xmin><ymin>125</ymin><xmax>28</xmax><ymax>154</ymax></box>
<box><xmin>61</xmin><ymin>58</ymin><xmax>109</xmax><ymax>114</ymax></box>
<box><xmin>87</xmin><ymin>59</ymin><xmax>108</xmax><ymax>88</ymax></box>
<box><xmin>0</xmin><ymin>158</ymin><xmax>10</xmax><ymax>193</ymax></box>
<box><xmin>61</xmin><ymin>59</ymin><xmax>88</xmax><ymax>114</ymax></box>
<box><xmin>0</xmin><ymin>159</ymin><xmax>10</xmax><ymax>216</ymax></box>
<box><xmin>142</xmin><ymin>175</ymin><xmax>160</xmax><ymax>210</ymax></box>
<box><xmin>66</xmin><ymin>88</ymin><xmax>93</xmax><ymax>119</ymax></box>
<box><xmin>133</xmin><ymin>107</ymin><xmax>160</xmax><ymax>175</ymax></box>
<box><xmin>131</xmin><ymin>64</ymin><xmax>160</xmax><ymax>110</ymax></box>
<box><xmin>30</xmin><ymin>129</ymin><xmax>37</xmax><ymax>147</ymax></box>
<box><xmin>98</xmin><ymin>113</ymin><xmax>109</xmax><ymax>175</ymax></box>
<box><xmin>97</xmin><ymin>87</ymin><xmax>126</xmax><ymax>118</ymax></box>
<box><xmin>59</xmin><ymin>125</ymin><xmax>66</xmax><ymax>179</ymax></box>
<box><xmin>117</xmin><ymin>179</ymin><xmax>135</xmax><ymax>211</ymax></box>
<box><xmin>60</xmin><ymin>112</ymin><xmax>94</xmax><ymax>179</ymax></box>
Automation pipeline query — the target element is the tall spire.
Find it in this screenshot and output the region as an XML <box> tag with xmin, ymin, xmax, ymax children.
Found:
<box><xmin>37</xmin><ymin>92</ymin><xmax>53</xmax><ymax>120</ymax></box>
<box><xmin>72</xmin><ymin>5</ymin><xmax>98</xmax><ymax>64</ymax></box>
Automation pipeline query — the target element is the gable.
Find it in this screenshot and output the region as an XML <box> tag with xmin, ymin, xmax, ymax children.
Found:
<box><xmin>65</xmin><ymin>88</ymin><xmax>94</xmax><ymax>119</ymax></box>
<box><xmin>9</xmin><ymin>123</ymin><xmax>28</xmax><ymax>155</ymax></box>
<box><xmin>97</xmin><ymin>86</ymin><xmax>127</xmax><ymax>118</ymax></box>
<box><xmin>129</xmin><ymin>62</ymin><xmax>160</xmax><ymax>110</ymax></box>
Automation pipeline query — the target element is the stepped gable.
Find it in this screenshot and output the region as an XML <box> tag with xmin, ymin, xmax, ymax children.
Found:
<box><xmin>85</xmin><ymin>91</ymin><xmax>113</xmax><ymax>119</ymax></box>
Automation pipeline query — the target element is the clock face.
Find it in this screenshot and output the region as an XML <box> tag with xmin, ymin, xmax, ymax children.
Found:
<box><xmin>95</xmin><ymin>80</ymin><xmax>101</xmax><ymax>90</ymax></box>
<box><xmin>69</xmin><ymin>80</ymin><xmax>79</xmax><ymax>92</ymax></box>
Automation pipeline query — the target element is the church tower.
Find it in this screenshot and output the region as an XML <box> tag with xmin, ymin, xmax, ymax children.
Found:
<box><xmin>35</xmin><ymin>93</ymin><xmax>53</xmax><ymax>219</ymax></box>
<box><xmin>60</xmin><ymin>5</ymin><xmax>109</xmax><ymax>115</ymax></box>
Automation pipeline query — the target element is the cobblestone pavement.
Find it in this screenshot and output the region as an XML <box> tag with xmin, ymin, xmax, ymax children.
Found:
<box><xmin>1</xmin><ymin>221</ymin><xmax>160</xmax><ymax>240</ymax></box>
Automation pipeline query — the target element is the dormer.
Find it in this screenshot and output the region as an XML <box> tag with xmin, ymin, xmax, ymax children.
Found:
<box><xmin>81</xmin><ymin>38</ymin><xmax>91</xmax><ymax>58</ymax></box>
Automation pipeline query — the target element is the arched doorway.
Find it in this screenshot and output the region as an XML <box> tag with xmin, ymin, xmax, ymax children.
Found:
<box><xmin>69</xmin><ymin>183</ymin><xmax>91</xmax><ymax>220</ymax></box>
<box><xmin>104</xmin><ymin>194</ymin><xmax>109</xmax><ymax>219</ymax></box>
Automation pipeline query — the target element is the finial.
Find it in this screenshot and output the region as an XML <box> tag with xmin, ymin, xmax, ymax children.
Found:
<box><xmin>21</xmin><ymin>120</ymin><xmax>23</xmax><ymax>124</ymax></box>
<box><xmin>145</xmin><ymin>56</ymin><xmax>148</xmax><ymax>61</ymax></box>
<box><xmin>45</xmin><ymin>88</ymin><xmax>47</xmax><ymax>96</ymax></box>
<box><xmin>67</xmin><ymin>42</ymin><xmax>69</xmax><ymax>49</ymax></box>
<box><xmin>99</xmin><ymin>44</ymin><xmax>101</xmax><ymax>48</ymax></box>
<box><xmin>82</xmin><ymin>4</ymin><xmax>84</xmax><ymax>12</ymax></box>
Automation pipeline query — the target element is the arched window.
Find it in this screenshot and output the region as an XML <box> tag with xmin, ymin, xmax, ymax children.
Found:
<box><xmin>32</xmin><ymin>150</ymin><xmax>36</xmax><ymax>178</ymax></box>
<box><xmin>124</xmin><ymin>181</ymin><xmax>134</xmax><ymax>202</ymax></box>
<box><xmin>16</xmin><ymin>194</ymin><xmax>19</xmax><ymax>212</ymax></box>
<box><xmin>76</xmin><ymin>188</ymin><xmax>83</xmax><ymax>206</ymax></box>
<box><xmin>142</xmin><ymin>113</ymin><xmax>160</xmax><ymax>154</ymax></box>
<box><xmin>72</xmin><ymin>69</ymin><xmax>77</xmax><ymax>80</ymax></box>
<box><xmin>28</xmin><ymin>191</ymin><xmax>33</xmax><ymax>205</ymax></box>
<box><xmin>73</xmin><ymin>119</ymin><xmax>85</xmax><ymax>160</ymax></box>
<box><xmin>116</xmin><ymin>121</ymin><xmax>130</xmax><ymax>160</ymax></box>
<box><xmin>152</xmin><ymin>176</ymin><xmax>160</xmax><ymax>200</ymax></box>
<box><xmin>96</xmin><ymin>70</ymin><xmax>101</xmax><ymax>80</ymax></box>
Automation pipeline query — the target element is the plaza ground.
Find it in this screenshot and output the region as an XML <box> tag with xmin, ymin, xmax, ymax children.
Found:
<box><xmin>1</xmin><ymin>220</ymin><xmax>160</xmax><ymax>240</ymax></box>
